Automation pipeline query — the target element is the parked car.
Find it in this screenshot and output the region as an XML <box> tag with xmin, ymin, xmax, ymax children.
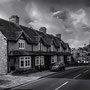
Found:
<box><xmin>49</xmin><ymin>62</ymin><xmax>65</xmax><ymax>71</ymax></box>
<box><xmin>83</xmin><ymin>61</ymin><xmax>89</xmax><ymax>65</ymax></box>
<box><xmin>77</xmin><ymin>60</ymin><xmax>83</xmax><ymax>65</ymax></box>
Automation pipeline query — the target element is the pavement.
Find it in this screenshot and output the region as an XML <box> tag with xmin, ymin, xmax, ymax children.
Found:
<box><xmin>0</xmin><ymin>66</ymin><xmax>86</xmax><ymax>89</ymax></box>
<box><xmin>10</xmin><ymin>66</ymin><xmax>90</xmax><ymax>90</ymax></box>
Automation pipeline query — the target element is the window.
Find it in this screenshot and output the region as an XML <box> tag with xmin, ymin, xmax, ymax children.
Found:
<box><xmin>21</xmin><ymin>60</ymin><xmax>24</xmax><ymax>66</ymax></box>
<box><xmin>41</xmin><ymin>56</ymin><xmax>44</xmax><ymax>65</ymax></box>
<box><xmin>58</xmin><ymin>56</ymin><xmax>64</xmax><ymax>63</ymax></box>
<box><xmin>19</xmin><ymin>39</ymin><xmax>25</xmax><ymax>49</ymax></box>
<box><xmin>51</xmin><ymin>56</ymin><xmax>54</xmax><ymax>63</ymax></box>
<box><xmin>35</xmin><ymin>56</ymin><xmax>44</xmax><ymax>66</ymax></box>
<box><xmin>19</xmin><ymin>56</ymin><xmax>31</xmax><ymax>68</ymax></box>
<box><xmin>35</xmin><ymin>56</ymin><xmax>40</xmax><ymax>66</ymax></box>
<box><xmin>51</xmin><ymin>56</ymin><xmax>57</xmax><ymax>63</ymax></box>
<box><xmin>20</xmin><ymin>57</ymin><xmax>24</xmax><ymax>67</ymax></box>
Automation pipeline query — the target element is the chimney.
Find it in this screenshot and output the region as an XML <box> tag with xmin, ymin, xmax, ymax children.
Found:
<box><xmin>9</xmin><ymin>15</ymin><xmax>19</xmax><ymax>24</ymax></box>
<box><xmin>56</xmin><ymin>34</ymin><xmax>61</xmax><ymax>39</ymax></box>
<box><xmin>39</xmin><ymin>27</ymin><xmax>47</xmax><ymax>34</ymax></box>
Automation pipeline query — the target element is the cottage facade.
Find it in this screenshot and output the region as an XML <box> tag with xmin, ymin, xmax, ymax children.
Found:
<box><xmin>0</xmin><ymin>15</ymin><xmax>71</xmax><ymax>74</ymax></box>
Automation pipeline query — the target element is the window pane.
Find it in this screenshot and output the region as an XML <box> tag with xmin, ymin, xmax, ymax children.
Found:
<box><xmin>25</xmin><ymin>60</ymin><xmax>28</xmax><ymax>66</ymax></box>
<box><xmin>20</xmin><ymin>57</ymin><xmax>24</xmax><ymax>60</ymax></box>
<box><xmin>28</xmin><ymin>57</ymin><xmax>30</xmax><ymax>59</ymax></box>
<box><xmin>35</xmin><ymin>56</ymin><xmax>40</xmax><ymax>65</ymax></box>
<box><xmin>19</xmin><ymin>40</ymin><xmax>25</xmax><ymax>49</ymax></box>
<box><xmin>41</xmin><ymin>59</ymin><xmax>44</xmax><ymax>65</ymax></box>
<box><xmin>28</xmin><ymin>60</ymin><xmax>30</xmax><ymax>66</ymax></box>
<box><xmin>25</xmin><ymin>57</ymin><xmax>27</xmax><ymax>60</ymax></box>
<box><xmin>19</xmin><ymin>43</ymin><xmax>20</xmax><ymax>48</ymax></box>
<box><xmin>21</xmin><ymin>61</ymin><xmax>24</xmax><ymax>67</ymax></box>
<box><xmin>36</xmin><ymin>59</ymin><xmax>39</xmax><ymax>65</ymax></box>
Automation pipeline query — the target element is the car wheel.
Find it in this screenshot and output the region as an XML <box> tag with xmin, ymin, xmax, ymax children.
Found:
<box><xmin>62</xmin><ymin>67</ymin><xmax>65</xmax><ymax>71</ymax></box>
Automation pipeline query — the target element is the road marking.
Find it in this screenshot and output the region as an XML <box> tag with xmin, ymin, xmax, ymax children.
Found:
<box><xmin>55</xmin><ymin>81</ymin><xmax>69</xmax><ymax>90</ymax></box>
<box><xmin>83</xmin><ymin>70</ymin><xmax>88</xmax><ymax>73</ymax></box>
<box><xmin>73</xmin><ymin>74</ymin><xmax>81</xmax><ymax>79</ymax></box>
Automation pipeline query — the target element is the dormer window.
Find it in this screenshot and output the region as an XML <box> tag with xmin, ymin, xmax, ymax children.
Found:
<box><xmin>19</xmin><ymin>39</ymin><xmax>25</xmax><ymax>49</ymax></box>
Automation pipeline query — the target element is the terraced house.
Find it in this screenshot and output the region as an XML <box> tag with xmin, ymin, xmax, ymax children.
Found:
<box><xmin>0</xmin><ymin>15</ymin><xmax>71</xmax><ymax>74</ymax></box>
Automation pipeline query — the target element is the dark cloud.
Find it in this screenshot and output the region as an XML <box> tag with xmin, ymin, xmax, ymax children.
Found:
<box><xmin>82</xmin><ymin>24</ymin><xmax>90</xmax><ymax>32</ymax></box>
<box><xmin>0</xmin><ymin>0</ymin><xmax>90</xmax><ymax>48</ymax></box>
<box><xmin>50</xmin><ymin>7</ymin><xmax>58</xmax><ymax>13</ymax></box>
<box><xmin>53</xmin><ymin>10</ymin><xmax>69</xmax><ymax>21</ymax></box>
<box><xmin>85</xmin><ymin>0</ymin><xmax>90</xmax><ymax>7</ymax></box>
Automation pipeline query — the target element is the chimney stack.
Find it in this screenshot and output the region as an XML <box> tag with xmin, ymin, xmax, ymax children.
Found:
<box><xmin>56</xmin><ymin>34</ymin><xmax>61</xmax><ymax>39</ymax></box>
<box><xmin>39</xmin><ymin>27</ymin><xmax>47</xmax><ymax>34</ymax></box>
<box><xmin>9</xmin><ymin>15</ymin><xmax>19</xmax><ymax>24</ymax></box>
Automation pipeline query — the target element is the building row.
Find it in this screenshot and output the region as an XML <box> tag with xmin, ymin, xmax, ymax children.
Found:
<box><xmin>0</xmin><ymin>15</ymin><xmax>71</xmax><ymax>74</ymax></box>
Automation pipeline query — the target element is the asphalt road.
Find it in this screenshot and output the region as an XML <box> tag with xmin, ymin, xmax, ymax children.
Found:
<box><xmin>10</xmin><ymin>66</ymin><xmax>90</xmax><ymax>90</ymax></box>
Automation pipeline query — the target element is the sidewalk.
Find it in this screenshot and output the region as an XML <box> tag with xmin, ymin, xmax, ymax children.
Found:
<box><xmin>0</xmin><ymin>66</ymin><xmax>86</xmax><ymax>89</ymax></box>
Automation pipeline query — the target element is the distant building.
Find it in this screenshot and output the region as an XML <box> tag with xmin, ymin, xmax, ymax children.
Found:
<box><xmin>71</xmin><ymin>47</ymin><xmax>88</xmax><ymax>64</ymax></box>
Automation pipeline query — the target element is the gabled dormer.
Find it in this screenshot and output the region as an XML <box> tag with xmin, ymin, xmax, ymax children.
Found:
<box><xmin>8</xmin><ymin>31</ymin><xmax>33</xmax><ymax>52</ymax></box>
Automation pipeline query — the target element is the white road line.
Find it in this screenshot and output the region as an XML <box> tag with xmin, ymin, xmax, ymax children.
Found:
<box><xmin>83</xmin><ymin>70</ymin><xmax>88</xmax><ymax>73</ymax></box>
<box><xmin>55</xmin><ymin>81</ymin><xmax>69</xmax><ymax>90</ymax></box>
<box><xmin>73</xmin><ymin>74</ymin><xmax>81</xmax><ymax>79</ymax></box>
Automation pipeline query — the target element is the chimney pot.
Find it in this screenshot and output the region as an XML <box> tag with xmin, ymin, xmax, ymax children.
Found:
<box><xmin>9</xmin><ymin>15</ymin><xmax>19</xmax><ymax>24</ymax></box>
<box><xmin>56</xmin><ymin>34</ymin><xmax>61</xmax><ymax>39</ymax></box>
<box><xmin>39</xmin><ymin>27</ymin><xmax>47</xmax><ymax>34</ymax></box>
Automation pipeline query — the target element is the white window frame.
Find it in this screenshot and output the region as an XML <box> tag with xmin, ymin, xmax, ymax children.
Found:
<box><xmin>19</xmin><ymin>56</ymin><xmax>31</xmax><ymax>68</ymax></box>
<box><xmin>51</xmin><ymin>56</ymin><xmax>57</xmax><ymax>63</ymax></box>
<box><xmin>35</xmin><ymin>56</ymin><xmax>40</xmax><ymax>66</ymax></box>
<box><xmin>51</xmin><ymin>56</ymin><xmax>54</xmax><ymax>63</ymax></box>
<box><xmin>19</xmin><ymin>39</ymin><xmax>25</xmax><ymax>49</ymax></box>
<box><xmin>35</xmin><ymin>56</ymin><xmax>44</xmax><ymax>66</ymax></box>
<box><xmin>58</xmin><ymin>56</ymin><xmax>64</xmax><ymax>63</ymax></box>
<box><xmin>41</xmin><ymin>56</ymin><xmax>44</xmax><ymax>65</ymax></box>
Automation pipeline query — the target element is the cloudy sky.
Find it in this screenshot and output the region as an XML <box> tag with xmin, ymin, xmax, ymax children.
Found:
<box><xmin>0</xmin><ymin>0</ymin><xmax>90</xmax><ymax>48</ymax></box>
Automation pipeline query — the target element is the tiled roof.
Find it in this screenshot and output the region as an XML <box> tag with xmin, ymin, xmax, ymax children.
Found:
<box><xmin>0</xmin><ymin>18</ymin><xmax>70</xmax><ymax>50</ymax></box>
<box><xmin>0</xmin><ymin>19</ymin><xmax>21</xmax><ymax>41</ymax></box>
<box><xmin>0</xmin><ymin>19</ymin><xmax>33</xmax><ymax>43</ymax></box>
<box><xmin>60</xmin><ymin>40</ymin><xmax>67</xmax><ymax>49</ymax></box>
<box><xmin>65</xmin><ymin>43</ymin><xmax>71</xmax><ymax>50</ymax></box>
<box><xmin>0</xmin><ymin>19</ymin><xmax>21</xmax><ymax>32</ymax></box>
<box><xmin>20</xmin><ymin>25</ymin><xmax>39</xmax><ymax>44</ymax></box>
<box><xmin>36</xmin><ymin>31</ymin><xmax>60</xmax><ymax>48</ymax></box>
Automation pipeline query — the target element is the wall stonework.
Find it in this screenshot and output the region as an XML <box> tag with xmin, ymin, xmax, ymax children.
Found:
<box><xmin>0</xmin><ymin>31</ymin><xmax>7</xmax><ymax>74</ymax></box>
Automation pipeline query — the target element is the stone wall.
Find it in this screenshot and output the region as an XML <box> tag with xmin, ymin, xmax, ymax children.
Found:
<box><xmin>0</xmin><ymin>31</ymin><xmax>7</xmax><ymax>74</ymax></box>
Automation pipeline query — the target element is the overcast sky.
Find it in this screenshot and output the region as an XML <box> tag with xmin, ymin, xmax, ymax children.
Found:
<box><xmin>0</xmin><ymin>0</ymin><xmax>90</xmax><ymax>48</ymax></box>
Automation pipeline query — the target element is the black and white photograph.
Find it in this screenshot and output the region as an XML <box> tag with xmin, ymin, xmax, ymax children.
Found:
<box><xmin>0</xmin><ymin>0</ymin><xmax>90</xmax><ymax>90</ymax></box>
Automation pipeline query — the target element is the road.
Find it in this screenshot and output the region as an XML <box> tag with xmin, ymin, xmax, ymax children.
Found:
<box><xmin>10</xmin><ymin>66</ymin><xmax>90</xmax><ymax>90</ymax></box>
